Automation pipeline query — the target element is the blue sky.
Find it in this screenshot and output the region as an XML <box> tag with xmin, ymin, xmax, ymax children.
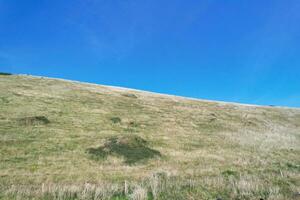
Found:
<box><xmin>0</xmin><ymin>0</ymin><xmax>300</xmax><ymax>107</ymax></box>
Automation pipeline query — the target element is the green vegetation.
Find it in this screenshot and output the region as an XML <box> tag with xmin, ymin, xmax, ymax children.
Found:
<box><xmin>110</xmin><ymin>117</ymin><xmax>122</xmax><ymax>124</ymax></box>
<box><xmin>17</xmin><ymin>116</ymin><xmax>50</xmax><ymax>125</ymax></box>
<box><xmin>0</xmin><ymin>75</ymin><xmax>300</xmax><ymax>199</ymax></box>
<box><xmin>0</xmin><ymin>72</ymin><xmax>12</xmax><ymax>76</ymax></box>
<box><xmin>87</xmin><ymin>135</ymin><xmax>161</xmax><ymax>164</ymax></box>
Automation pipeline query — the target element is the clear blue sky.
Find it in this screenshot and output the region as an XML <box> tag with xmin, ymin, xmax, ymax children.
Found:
<box><xmin>1</xmin><ymin>0</ymin><xmax>300</xmax><ymax>107</ymax></box>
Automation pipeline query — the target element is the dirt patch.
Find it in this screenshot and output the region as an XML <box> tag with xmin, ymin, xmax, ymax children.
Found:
<box><xmin>87</xmin><ymin>135</ymin><xmax>161</xmax><ymax>165</ymax></box>
<box><xmin>17</xmin><ymin>116</ymin><xmax>50</xmax><ymax>126</ymax></box>
<box><xmin>122</xmin><ymin>93</ymin><xmax>138</xmax><ymax>98</ymax></box>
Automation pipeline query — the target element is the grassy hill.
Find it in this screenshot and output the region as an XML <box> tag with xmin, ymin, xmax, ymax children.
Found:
<box><xmin>0</xmin><ymin>74</ymin><xmax>299</xmax><ymax>200</ymax></box>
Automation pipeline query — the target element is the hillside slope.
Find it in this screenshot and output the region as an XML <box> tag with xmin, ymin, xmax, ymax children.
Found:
<box><xmin>0</xmin><ymin>74</ymin><xmax>300</xmax><ymax>199</ymax></box>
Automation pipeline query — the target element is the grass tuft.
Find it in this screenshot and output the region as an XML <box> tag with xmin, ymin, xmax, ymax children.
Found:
<box><xmin>17</xmin><ymin>116</ymin><xmax>50</xmax><ymax>126</ymax></box>
<box><xmin>222</xmin><ymin>170</ymin><xmax>238</xmax><ymax>178</ymax></box>
<box><xmin>110</xmin><ymin>117</ymin><xmax>122</xmax><ymax>124</ymax></box>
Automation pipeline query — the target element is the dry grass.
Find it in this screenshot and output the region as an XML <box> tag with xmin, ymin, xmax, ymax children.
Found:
<box><xmin>0</xmin><ymin>74</ymin><xmax>300</xmax><ymax>199</ymax></box>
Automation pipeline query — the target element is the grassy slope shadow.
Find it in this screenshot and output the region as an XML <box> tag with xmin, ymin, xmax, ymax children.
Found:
<box><xmin>86</xmin><ymin>135</ymin><xmax>161</xmax><ymax>165</ymax></box>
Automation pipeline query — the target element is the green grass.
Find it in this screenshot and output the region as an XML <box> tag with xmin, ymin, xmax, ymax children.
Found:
<box><xmin>0</xmin><ymin>75</ymin><xmax>300</xmax><ymax>199</ymax></box>
<box><xmin>110</xmin><ymin>117</ymin><xmax>122</xmax><ymax>124</ymax></box>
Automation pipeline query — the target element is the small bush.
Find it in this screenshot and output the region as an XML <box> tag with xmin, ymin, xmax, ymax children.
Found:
<box><xmin>111</xmin><ymin>117</ymin><xmax>122</xmax><ymax>124</ymax></box>
<box><xmin>222</xmin><ymin>170</ymin><xmax>238</xmax><ymax>178</ymax></box>
<box><xmin>286</xmin><ymin>162</ymin><xmax>300</xmax><ymax>170</ymax></box>
<box><xmin>87</xmin><ymin>135</ymin><xmax>161</xmax><ymax>165</ymax></box>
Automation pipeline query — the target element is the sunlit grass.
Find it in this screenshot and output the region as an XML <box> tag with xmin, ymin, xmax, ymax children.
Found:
<box><xmin>0</xmin><ymin>75</ymin><xmax>299</xmax><ymax>199</ymax></box>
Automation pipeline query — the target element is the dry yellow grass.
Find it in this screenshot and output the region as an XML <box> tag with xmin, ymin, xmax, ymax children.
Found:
<box><xmin>0</xmin><ymin>74</ymin><xmax>299</xmax><ymax>199</ymax></box>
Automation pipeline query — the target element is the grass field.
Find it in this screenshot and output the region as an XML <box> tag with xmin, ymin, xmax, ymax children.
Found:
<box><xmin>0</xmin><ymin>74</ymin><xmax>299</xmax><ymax>199</ymax></box>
